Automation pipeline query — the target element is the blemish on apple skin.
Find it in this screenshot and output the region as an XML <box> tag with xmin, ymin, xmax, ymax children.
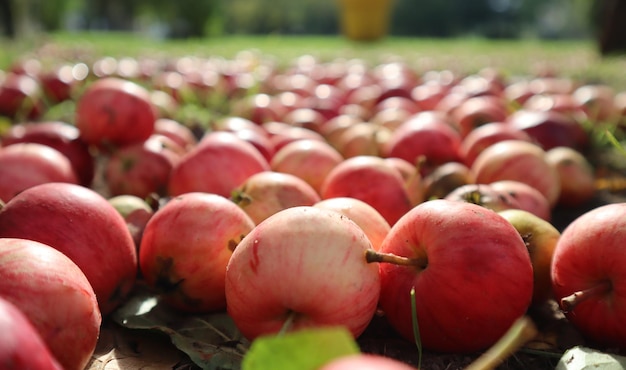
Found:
<box><xmin>154</xmin><ymin>256</ymin><xmax>185</xmax><ymax>293</ymax></box>
<box><xmin>249</xmin><ymin>239</ymin><xmax>260</xmax><ymax>274</ymax></box>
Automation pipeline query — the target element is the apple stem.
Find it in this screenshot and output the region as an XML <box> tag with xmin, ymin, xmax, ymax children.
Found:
<box><xmin>464</xmin><ymin>316</ymin><xmax>538</xmax><ymax>370</ymax></box>
<box><xmin>364</xmin><ymin>249</ymin><xmax>428</xmax><ymax>269</ymax></box>
<box><xmin>559</xmin><ymin>279</ymin><xmax>612</xmax><ymax>313</ymax></box>
<box><xmin>278</xmin><ymin>310</ymin><xmax>297</xmax><ymax>336</ymax></box>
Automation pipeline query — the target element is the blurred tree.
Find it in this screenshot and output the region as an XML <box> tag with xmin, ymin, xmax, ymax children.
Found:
<box><xmin>37</xmin><ymin>0</ymin><xmax>70</xmax><ymax>31</ymax></box>
<box><xmin>595</xmin><ymin>0</ymin><xmax>626</xmax><ymax>55</ymax></box>
<box><xmin>84</xmin><ymin>0</ymin><xmax>137</xmax><ymax>30</ymax></box>
<box><xmin>0</xmin><ymin>0</ymin><xmax>15</xmax><ymax>37</ymax></box>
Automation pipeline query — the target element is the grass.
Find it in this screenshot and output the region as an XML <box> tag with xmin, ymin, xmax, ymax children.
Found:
<box><xmin>3</xmin><ymin>32</ymin><xmax>626</xmax><ymax>91</ymax></box>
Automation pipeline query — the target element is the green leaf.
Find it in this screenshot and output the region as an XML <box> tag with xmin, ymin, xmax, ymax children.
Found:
<box><xmin>242</xmin><ymin>326</ymin><xmax>361</xmax><ymax>370</ymax></box>
<box><xmin>111</xmin><ymin>288</ymin><xmax>250</xmax><ymax>370</ymax></box>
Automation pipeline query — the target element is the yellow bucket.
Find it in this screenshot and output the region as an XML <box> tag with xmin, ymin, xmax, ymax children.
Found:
<box><xmin>338</xmin><ymin>0</ymin><xmax>395</xmax><ymax>41</ymax></box>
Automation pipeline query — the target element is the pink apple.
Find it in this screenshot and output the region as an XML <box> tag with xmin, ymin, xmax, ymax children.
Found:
<box><xmin>333</xmin><ymin>122</ymin><xmax>391</xmax><ymax>158</ymax></box>
<box><xmin>1</xmin><ymin>120</ymin><xmax>96</xmax><ymax>186</ymax></box>
<box><xmin>225</xmin><ymin>206</ymin><xmax>381</xmax><ymax>340</ymax></box>
<box><xmin>450</xmin><ymin>95</ymin><xmax>509</xmax><ymax>138</ymax></box>
<box><xmin>551</xmin><ymin>203</ymin><xmax>626</xmax><ymax>348</ymax></box>
<box><xmin>270</xmin><ymin>139</ymin><xmax>344</xmax><ymax>195</ymax></box>
<box><xmin>458</xmin><ymin>121</ymin><xmax>532</xmax><ymax>167</ymax></box>
<box><xmin>382</xmin><ymin>111</ymin><xmax>462</xmax><ymax>170</ymax></box>
<box><xmin>230</xmin><ymin>93</ymin><xmax>286</xmax><ymax>124</ymax></box>
<box><xmin>320</xmin><ymin>155</ymin><xmax>413</xmax><ymax>225</ymax></box>
<box><xmin>105</xmin><ymin>134</ymin><xmax>182</xmax><ymax>199</ymax></box>
<box><xmin>231</xmin><ymin>171</ymin><xmax>321</xmax><ymax>225</ymax></box>
<box><xmin>369</xmin><ymin>199</ymin><xmax>533</xmax><ymax>353</ymax></box>
<box><xmin>471</xmin><ymin>139</ymin><xmax>561</xmax><ymax>207</ymax></box>
<box><xmin>0</xmin><ymin>182</ymin><xmax>138</xmax><ymax>315</ymax></box>
<box><xmin>38</xmin><ymin>63</ymin><xmax>87</xmax><ymax>103</ymax></box>
<box><xmin>444</xmin><ymin>183</ymin><xmax>523</xmax><ymax>212</ymax></box>
<box><xmin>168</xmin><ymin>131</ymin><xmax>270</xmax><ymax>197</ymax></box>
<box><xmin>0</xmin><ymin>72</ymin><xmax>45</xmax><ymax>120</ymax></box>
<box><xmin>318</xmin><ymin>354</ymin><xmax>417</xmax><ymax>370</ymax></box>
<box><xmin>0</xmin><ymin>143</ymin><xmax>78</xmax><ymax>203</ymax></box>
<box><xmin>75</xmin><ymin>77</ymin><xmax>157</xmax><ymax>149</ymax></box>
<box><xmin>212</xmin><ymin>116</ymin><xmax>269</xmax><ymax>139</ymax></box>
<box><xmin>313</xmin><ymin>197</ymin><xmax>391</xmax><ymax>251</ymax></box>
<box><xmin>572</xmin><ymin>84</ymin><xmax>618</xmax><ymax>124</ymax></box>
<box><xmin>545</xmin><ymin>146</ymin><xmax>596</xmax><ymax>208</ymax></box>
<box><xmin>227</xmin><ymin>127</ymin><xmax>276</xmax><ymax>163</ymax></box>
<box><xmin>0</xmin><ymin>296</ymin><xmax>63</xmax><ymax>370</ymax></box>
<box><xmin>0</xmin><ymin>238</ymin><xmax>101</xmax><ymax>370</ymax></box>
<box><xmin>263</xmin><ymin>122</ymin><xmax>326</xmax><ymax>152</ymax></box>
<box><xmin>490</xmin><ymin>180</ymin><xmax>552</xmax><ymax>221</ymax></box>
<box><xmin>140</xmin><ymin>192</ymin><xmax>255</xmax><ymax>312</ymax></box>
<box><xmin>153</xmin><ymin>118</ymin><xmax>198</xmax><ymax>152</ymax></box>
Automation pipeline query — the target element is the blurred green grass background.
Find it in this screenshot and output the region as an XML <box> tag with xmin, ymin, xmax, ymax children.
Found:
<box><xmin>3</xmin><ymin>32</ymin><xmax>626</xmax><ymax>91</ymax></box>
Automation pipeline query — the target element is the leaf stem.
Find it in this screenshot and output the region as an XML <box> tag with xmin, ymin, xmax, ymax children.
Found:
<box><xmin>464</xmin><ymin>316</ymin><xmax>538</xmax><ymax>370</ymax></box>
<box><xmin>410</xmin><ymin>287</ymin><xmax>422</xmax><ymax>370</ymax></box>
<box><xmin>278</xmin><ymin>310</ymin><xmax>297</xmax><ymax>336</ymax></box>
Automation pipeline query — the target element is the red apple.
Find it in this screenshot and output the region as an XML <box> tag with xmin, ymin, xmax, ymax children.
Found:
<box><xmin>153</xmin><ymin>118</ymin><xmax>198</xmax><ymax>152</ymax></box>
<box><xmin>38</xmin><ymin>63</ymin><xmax>88</xmax><ymax>103</ymax></box>
<box><xmin>458</xmin><ymin>121</ymin><xmax>532</xmax><ymax>167</ymax></box>
<box><xmin>0</xmin><ymin>238</ymin><xmax>101</xmax><ymax>370</ymax></box>
<box><xmin>225</xmin><ymin>206</ymin><xmax>381</xmax><ymax>340</ymax></box>
<box><xmin>313</xmin><ymin>197</ymin><xmax>391</xmax><ymax>251</ymax></box>
<box><xmin>382</xmin><ymin>111</ymin><xmax>462</xmax><ymax>170</ymax></box>
<box><xmin>411</xmin><ymin>80</ymin><xmax>450</xmax><ymax>112</ymax></box>
<box><xmin>320</xmin><ymin>155</ymin><xmax>413</xmax><ymax>225</ymax></box>
<box><xmin>0</xmin><ymin>296</ymin><xmax>63</xmax><ymax>370</ymax></box>
<box><xmin>227</xmin><ymin>127</ymin><xmax>276</xmax><ymax>163</ymax></box>
<box><xmin>212</xmin><ymin>116</ymin><xmax>269</xmax><ymax>139</ymax></box>
<box><xmin>450</xmin><ymin>95</ymin><xmax>509</xmax><ymax>138</ymax></box>
<box><xmin>0</xmin><ymin>72</ymin><xmax>45</xmax><ymax>120</ymax></box>
<box><xmin>105</xmin><ymin>134</ymin><xmax>182</xmax><ymax>199</ymax></box>
<box><xmin>0</xmin><ymin>182</ymin><xmax>138</xmax><ymax>315</ymax></box>
<box><xmin>306</xmin><ymin>84</ymin><xmax>347</xmax><ymax>121</ymax></box>
<box><xmin>506</xmin><ymin>109</ymin><xmax>589</xmax><ymax>151</ymax></box>
<box><xmin>551</xmin><ymin>203</ymin><xmax>626</xmax><ymax>348</ymax></box>
<box><xmin>231</xmin><ymin>171</ymin><xmax>321</xmax><ymax>225</ymax></box>
<box><xmin>471</xmin><ymin>140</ymin><xmax>561</xmax><ymax>207</ymax></box>
<box><xmin>270</xmin><ymin>139</ymin><xmax>344</xmax><ymax>195</ymax></box>
<box><xmin>168</xmin><ymin>131</ymin><xmax>270</xmax><ymax>197</ymax></box>
<box><xmin>140</xmin><ymin>192</ymin><xmax>255</xmax><ymax>312</ymax></box>
<box><xmin>544</xmin><ymin>146</ymin><xmax>596</xmax><ymax>208</ymax></box>
<box><xmin>369</xmin><ymin>199</ymin><xmax>533</xmax><ymax>353</ymax></box>
<box><xmin>318</xmin><ymin>354</ymin><xmax>417</xmax><ymax>370</ymax></box>
<box><xmin>572</xmin><ymin>84</ymin><xmax>618</xmax><ymax>124</ymax></box>
<box><xmin>490</xmin><ymin>180</ymin><xmax>552</xmax><ymax>222</ymax></box>
<box><xmin>334</xmin><ymin>122</ymin><xmax>391</xmax><ymax>158</ymax></box>
<box><xmin>444</xmin><ymin>183</ymin><xmax>523</xmax><ymax>212</ymax></box>
<box><xmin>1</xmin><ymin>120</ymin><xmax>96</xmax><ymax>186</ymax></box>
<box><xmin>230</xmin><ymin>93</ymin><xmax>286</xmax><ymax>124</ymax></box>
<box><xmin>263</xmin><ymin>122</ymin><xmax>326</xmax><ymax>152</ymax></box>
<box><xmin>0</xmin><ymin>143</ymin><xmax>78</xmax><ymax>203</ymax></box>
<box><xmin>75</xmin><ymin>77</ymin><xmax>157</xmax><ymax>149</ymax></box>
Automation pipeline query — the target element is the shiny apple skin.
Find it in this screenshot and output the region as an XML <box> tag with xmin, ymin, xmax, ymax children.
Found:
<box><xmin>378</xmin><ymin>199</ymin><xmax>533</xmax><ymax>353</ymax></box>
<box><xmin>225</xmin><ymin>206</ymin><xmax>381</xmax><ymax>340</ymax></box>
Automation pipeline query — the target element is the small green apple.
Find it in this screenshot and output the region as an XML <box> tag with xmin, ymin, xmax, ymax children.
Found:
<box><xmin>498</xmin><ymin>208</ymin><xmax>561</xmax><ymax>304</ymax></box>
